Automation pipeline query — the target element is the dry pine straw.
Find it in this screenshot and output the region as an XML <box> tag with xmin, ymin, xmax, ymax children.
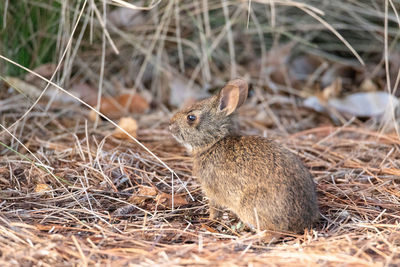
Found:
<box><xmin>0</xmin><ymin>97</ymin><xmax>399</xmax><ymax>266</ymax></box>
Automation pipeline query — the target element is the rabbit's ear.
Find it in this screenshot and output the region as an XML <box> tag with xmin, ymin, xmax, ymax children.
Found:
<box><xmin>218</xmin><ymin>78</ymin><xmax>248</xmax><ymax>115</ymax></box>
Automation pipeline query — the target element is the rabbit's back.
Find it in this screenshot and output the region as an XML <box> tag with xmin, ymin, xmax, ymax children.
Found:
<box><xmin>193</xmin><ymin>135</ymin><xmax>319</xmax><ymax>232</ymax></box>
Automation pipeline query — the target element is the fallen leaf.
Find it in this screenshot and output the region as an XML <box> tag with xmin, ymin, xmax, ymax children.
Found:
<box><xmin>34</xmin><ymin>184</ymin><xmax>52</xmax><ymax>194</ymax></box>
<box><xmin>138</xmin><ymin>185</ymin><xmax>157</xmax><ymax>196</ymax></box>
<box><xmin>248</xmin><ymin>42</ymin><xmax>298</xmax><ymax>90</ymax></box>
<box><xmin>113</xmin><ymin>117</ymin><xmax>138</xmax><ymax>139</ymax></box>
<box><xmin>108</xmin><ymin>6</ymin><xmax>145</xmax><ymax>28</ymax></box>
<box><xmin>265</xmin><ymin>42</ymin><xmax>295</xmax><ymax>67</ymax></box>
<box><xmin>303</xmin><ymin>96</ymin><xmax>326</xmax><ymax>113</ymax></box>
<box><xmin>99</xmin><ymin>94</ymin><xmax>149</xmax><ymax>119</ymax></box>
<box><xmin>25</xmin><ymin>63</ymin><xmax>57</xmax><ymax>82</ymax></box>
<box><xmin>201</xmin><ymin>223</ymin><xmax>218</xmax><ymax>233</ymax></box>
<box><xmin>289</xmin><ymin>55</ymin><xmax>324</xmax><ymax>81</ymax></box>
<box><xmin>71</xmin><ymin>82</ymin><xmax>98</xmax><ymax>106</ymax></box>
<box><xmin>329</xmin><ymin>92</ymin><xmax>399</xmax><ymax>117</ymax></box>
<box><xmin>156</xmin><ymin>192</ymin><xmax>188</xmax><ymax>207</ymax></box>
<box><xmin>5</xmin><ymin>76</ymin><xmax>41</xmax><ymax>98</ymax></box>
<box><xmin>5</xmin><ymin>76</ymin><xmax>78</xmax><ymax>103</ymax></box>
<box><xmin>304</xmin><ymin>91</ymin><xmax>399</xmax><ymax>117</ymax></box>
<box><xmin>169</xmin><ymin>74</ymin><xmax>207</xmax><ymax>107</ymax></box>
<box><xmin>266</xmin><ymin>42</ymin><xmax>295</xmax><ymax>85</ymax></box>
<box><xmin>128</xmin><ymin>186</ymin><xmax>157</xmax><ymax>205</ymax></box>
<box><xmin>98</xmin><ymin>96</ymin><xmax>126</xmax><ymax>119</ymax></box>
<box><xmin>118</xmin><ymin>94</ymin><xmax>150</xmax><ymax>114</ymax></box>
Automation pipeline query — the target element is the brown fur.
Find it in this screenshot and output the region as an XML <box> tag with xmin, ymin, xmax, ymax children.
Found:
<box><xmin>169</xmin><ymin>78</ymin><xmax>319</xmax><ymax>233</ymax></box>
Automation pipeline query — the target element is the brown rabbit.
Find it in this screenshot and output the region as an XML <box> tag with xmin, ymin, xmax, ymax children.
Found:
<box><xmin>169</xmin><ymin>78</ymin><xmax>319</xmax><ymax>233</ymax></box>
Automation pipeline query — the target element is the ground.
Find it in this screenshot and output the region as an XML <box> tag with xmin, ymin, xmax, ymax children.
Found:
<box><xmin>1</xmin><ymin>88</ymin><xmax>399</xmax><ymax>266</ymax></box>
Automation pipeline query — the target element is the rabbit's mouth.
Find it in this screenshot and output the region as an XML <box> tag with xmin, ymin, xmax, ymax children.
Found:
<box><xmin>169</xmin><ymin>127</ymin><xmax>184</xmax><ymax>143</ymax></box>
<box><xmin>175</xmin><ymin>136</ymin><xmax>193</xmax><ymax>153</ymax></box>
<box><xmin>169</xmin><ymin>124</ymin><xmax>183</xmax><ymax>141</ymax></box>
<box><xmin>171</xmin><ymin>133</ymin><xmax>183</xmax><ymax>143</ymax></box>
<box><xmin>170</xmin><ymin>130</ymin><xmax>193</xmax><ymax>153</ymax></box>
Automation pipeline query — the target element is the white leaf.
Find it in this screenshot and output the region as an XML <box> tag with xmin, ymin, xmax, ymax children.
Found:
<box><xmin>329</xmin><ymin>92</ymin><xmax>399</xmax><ymax>117</ymax></box>
<box><xmin>304</xmin><ymin>92</ymin><xmax>399</xmax><ymax>117</ymax></box>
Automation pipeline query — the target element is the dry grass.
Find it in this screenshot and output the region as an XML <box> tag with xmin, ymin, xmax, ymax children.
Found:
<box><xmin>1</xmin><ymin>0</ymin><xmax>400</xmax><ymax>266</ymax></box>
<box><xmin>1</xmin><ymin>91</ymin><xmax>399</xmax><ymax>266</ymax></box>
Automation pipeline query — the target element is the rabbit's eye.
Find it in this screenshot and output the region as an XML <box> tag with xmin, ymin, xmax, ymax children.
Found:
<box><xmin>187</xmin><ymin>114</ymin><xmax>196</xmax><ymax>122</ymax></box>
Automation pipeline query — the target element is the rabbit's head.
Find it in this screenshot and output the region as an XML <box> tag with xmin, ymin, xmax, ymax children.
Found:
<box><xmin>169</xmin><ymin>78</ymin><xmax>248</xmax><ymax>153</ymax></box>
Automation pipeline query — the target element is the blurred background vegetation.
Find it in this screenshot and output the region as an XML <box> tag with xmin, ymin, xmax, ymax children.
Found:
<box><xmin>0</xmin><ymin>0</ymin><xmax>399</xmax><ymax>126</ymax></box>
<box><xmin>1</xmin><ymin>2</ymin><xmax>400</xmax><ymax>266</ymax></box>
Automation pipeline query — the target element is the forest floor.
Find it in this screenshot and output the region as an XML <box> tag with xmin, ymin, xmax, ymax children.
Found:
<box><xmin>1</xmin><ymin>84</ymin><xmax>399</xmax><ymax>266</ymax></box>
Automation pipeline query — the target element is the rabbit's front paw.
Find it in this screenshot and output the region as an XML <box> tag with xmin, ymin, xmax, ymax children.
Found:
<box><xmin>208</xmin><ymin>201</ymin><xmax>223</xmax><ymax>220</ymax></box>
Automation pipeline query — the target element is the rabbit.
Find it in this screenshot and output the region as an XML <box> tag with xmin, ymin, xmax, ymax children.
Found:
<box><xmin>169</xmin><ymin>78</ymin><xmax>319</xmax><ymax>233</ymax></box>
